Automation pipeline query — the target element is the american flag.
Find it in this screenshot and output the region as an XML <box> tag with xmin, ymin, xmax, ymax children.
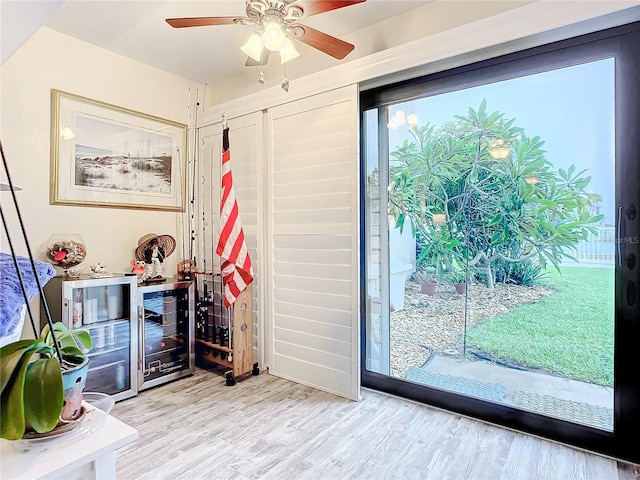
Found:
<box><xmin>216</xmin><ymin>126</ymin><xmax>254</xmax><ymax>308</ymax></box>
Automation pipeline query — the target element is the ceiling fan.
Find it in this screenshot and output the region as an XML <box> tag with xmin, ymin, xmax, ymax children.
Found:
<box><xmin>166</xmin><ymin>0</ymin><xmax>367</xmax><ymax>66</ymax></box>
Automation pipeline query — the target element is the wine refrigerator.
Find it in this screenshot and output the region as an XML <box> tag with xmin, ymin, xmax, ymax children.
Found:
<box><xmin>137</xmin><ymin>280</ymin><xmax>195</xmax><ymax>391</ymax></box>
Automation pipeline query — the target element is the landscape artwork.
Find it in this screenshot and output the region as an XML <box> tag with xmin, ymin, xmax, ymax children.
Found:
<box><xmin>73</xmin><ymin>114</ymin><xmax>174</xmax><ymax>196</ymax></box>
<box><xmin>51</xmin><ymin>89</ymin><xmax>187</xmax><ymax>211</ymax></box>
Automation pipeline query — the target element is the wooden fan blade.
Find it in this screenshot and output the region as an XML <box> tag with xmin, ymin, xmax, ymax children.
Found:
<box><xmin>292</xmin><ymin>24</ymin><xmax>355</xmax><ymax>60</ymax></box>
<box><xmin>245</xmin><ymin>50</ymin><xmax>271</xmax><ymax>67</ymax></box>
<box><xmin>289</xmin><ymin>0</ymin><xmax>366</xmax><ymax>18</ymax></box>
<box><xmin>166</xmin><ymin>17</ymin><xmax>239</xmax><ymax>28</ymax></box>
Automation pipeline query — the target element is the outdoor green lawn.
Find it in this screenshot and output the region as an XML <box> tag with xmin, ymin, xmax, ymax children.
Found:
<box><xmin>465</xmin><ymin>266</ymin><xmax>614</xmax><ymax>387</ymax></box>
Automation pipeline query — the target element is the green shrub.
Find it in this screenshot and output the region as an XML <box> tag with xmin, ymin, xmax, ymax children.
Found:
<box><xmin>389</xmin><ymin>99</ymin><xmax>602</xmax><ymax>288</ymax></box>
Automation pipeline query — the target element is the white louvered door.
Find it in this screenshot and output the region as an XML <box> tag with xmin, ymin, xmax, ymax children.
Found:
<box><xmin>267</xmin><ymin>85</ymin><xmax>360</xmax><ymax>400</ymax></box>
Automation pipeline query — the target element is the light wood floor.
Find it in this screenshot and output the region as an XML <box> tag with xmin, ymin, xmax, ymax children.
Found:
<box><xmin>112</xmin><ymin>368</ymin><xmax>639</xmax><ymax>480</ymax></box>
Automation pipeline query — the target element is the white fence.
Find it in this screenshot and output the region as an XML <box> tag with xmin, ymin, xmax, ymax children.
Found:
<box><xmin>564</xmin><ymin>225</ymin><xmax>615</xmax><ymax>266</ymax></box>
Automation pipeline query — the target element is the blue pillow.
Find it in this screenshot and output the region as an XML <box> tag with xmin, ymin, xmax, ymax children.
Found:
<box><xmin>0</xmin><ymin>252</ymin><xmax>55</xmax><ymax>338</ymax></box>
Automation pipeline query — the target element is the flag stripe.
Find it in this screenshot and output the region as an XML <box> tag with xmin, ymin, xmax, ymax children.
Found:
<box><xmin>218</xmin><ymin>202</ymin><xmax>239</xmax><ymax>251</ymax></box>
<box><xmin>216</xmin><ymin>127</ymin><xmax>254</xmax><ymax>308</ymax></box>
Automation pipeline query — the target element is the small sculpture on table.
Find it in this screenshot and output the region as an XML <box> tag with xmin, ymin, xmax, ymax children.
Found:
<box><xmin>90</xmin><ymin>262</ymin><xmax>112</xmax><ymax>278</ymax></box>
<box><xmin>135</xmin><ymin>233</ymin><xmax>176</xmax><ymax>284</ymax></box>
<box><xmin>143</xmin><ymin>239</ymin><xmax>164</xmax><ymax>279</ymax></box>
<box><xmin>129</xmin><ymin>260</ymin><xmax>146</xmax><ymax>277</ymax></box>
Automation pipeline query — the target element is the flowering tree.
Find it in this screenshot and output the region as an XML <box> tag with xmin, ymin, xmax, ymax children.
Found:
<box><xmin>389</xmin><ymin>100</ymin><xmax>602</xmax><ymax>288</ymax></box>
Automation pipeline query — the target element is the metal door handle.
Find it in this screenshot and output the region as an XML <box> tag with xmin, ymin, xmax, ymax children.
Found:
<box><xmin>138</xmin><ymin>305</ymin><xmax>144</xmax><ymax>374</ymax></box>
<box><xmin>618</xmin><ymin>206</ymin><xmax>638</xmax><ymax>268</ymax></box>
<box><xmin>618</xmin><ymin>206</ymin><xmax>623</xmax><ymax>267</ymax></box>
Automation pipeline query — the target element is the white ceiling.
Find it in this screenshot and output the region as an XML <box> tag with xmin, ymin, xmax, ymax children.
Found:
<box><xmin>0</xmin><ymin>0</ymin><xmax>66</xmax><ymax>64</ymax></box>
<box><xmin>17</xmin><ymin>0</ymin><xmax>431</xmax><ymax>85</ymax></box>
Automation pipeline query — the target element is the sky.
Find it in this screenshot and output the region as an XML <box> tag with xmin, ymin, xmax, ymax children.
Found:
<box><xmin>387</xmin><ymin>58</ymin><xmax>616</xmax><ymax>224</ymax></box>
<box><xmin>75</xmin><ymin>114</ymin><xmax>173</xmax><ymax>159</ymax></box>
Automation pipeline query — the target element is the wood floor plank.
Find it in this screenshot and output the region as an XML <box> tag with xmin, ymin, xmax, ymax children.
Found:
<box><xmin>113</xmin><ymin>368</ymin><xmax>636</xmax><ymax>480</ymax></box>
<box><xmin>500</xmin><ymin>435</ymin><xmax>618</xmax><ymax>480</ymax></box>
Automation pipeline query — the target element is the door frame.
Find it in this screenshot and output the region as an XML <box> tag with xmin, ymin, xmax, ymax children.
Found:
<box><xmin>360</xmin><ymin>21</ymin><xmax>640</xmax><ymax>464</ymax></box>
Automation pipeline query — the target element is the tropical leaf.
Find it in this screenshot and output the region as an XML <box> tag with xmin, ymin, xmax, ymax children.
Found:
<box><xmin>0</xmin><ymin>340</ymin><xmax>38</xmax><ymax>394</ymax></box>
<box><xmin>72</xmin><ymin>330</ymin><xmax>92</xmax><ymax>351</ymax></box>
<box><xmin>60</xmin><ymin>345</ymin><xmax>85</xmax><ymax>357</ymax></box>
<box><xmin>1</xmin><ymin>321</ymin><xmax>91</xmax><ymax>440</ymax></box>
<box><xmin>0</xmin><ymin>345</ymin><xmax>35</xmax><ymax>440</ymax></box>
<box><xmin>39</xmin><ymin>321</ymin><xmax>92</xmax><ymax>352</ymax></box>
<box><xmin>24</xmin><ymin>357</ymin><xmax>64</xmax><ymax>433</ymax></box>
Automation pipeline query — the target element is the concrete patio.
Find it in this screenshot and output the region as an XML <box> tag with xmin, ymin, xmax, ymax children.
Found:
<box><xmin>417</xmin><ymin>354</ymin><xmax>614</xmax><ymax>429</ymax></box>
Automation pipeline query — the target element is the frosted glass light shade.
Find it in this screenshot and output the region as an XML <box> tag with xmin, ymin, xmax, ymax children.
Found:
<box><xmin>60</xmin><ymin>127</ymin><xmax>76</xmax><ymax>140</ymax></box>
<box><xmin>280</xmin><ymin>38</ymin><xmax>300</xmax><ymax>64</ymax></box>
<box><xmin>262</xmin><ymin>20</ymin><xmax>286</xmax><ymax>51</ymax></box>
<box><xmin>241</xmin><ymin>33</ymin><xmax>263</xmax><ymax>62</ymax></box>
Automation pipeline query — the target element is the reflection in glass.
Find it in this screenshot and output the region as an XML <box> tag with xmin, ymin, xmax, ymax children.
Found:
<box><xmin>364</xmin><ymin>58</ymin><xmax>615</xmax><ymax>431</ymax></box>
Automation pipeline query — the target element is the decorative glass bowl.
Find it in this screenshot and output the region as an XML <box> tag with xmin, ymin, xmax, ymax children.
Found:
<box><xmin>80</xmin><ymin>392</ymin><xmax>115</xmax><ymax>433</ymax></box>
<box><xmin>11</xmin><ymin>392</ymin><xmax>115</xmax><ymax>452</ymax></box>
<box><xmin>45</xmin><ymin>233</ymin><xmax>87</xmax><ymax>276</ymax></box>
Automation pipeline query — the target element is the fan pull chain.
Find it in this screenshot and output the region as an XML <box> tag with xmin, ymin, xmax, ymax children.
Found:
<box><xmin>281</xmin><ymin>63</ymin><xmax>289</xmax><ymax>92</ymax></box>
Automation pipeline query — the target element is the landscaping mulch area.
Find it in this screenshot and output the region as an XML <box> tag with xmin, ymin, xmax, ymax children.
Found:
<box><xmin>390</xmin><ymin>280</ymin><xmax>554</xmax><ymax>378</ymax></box>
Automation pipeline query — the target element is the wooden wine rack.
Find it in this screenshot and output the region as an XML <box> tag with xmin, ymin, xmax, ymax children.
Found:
<box><xmin>195</xmin><ymin>284</ymin><xmax>257</xmax><ymax>384</ymax></box>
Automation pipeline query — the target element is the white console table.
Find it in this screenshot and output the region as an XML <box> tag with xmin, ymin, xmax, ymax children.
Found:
<box><xmin>0</xmin><ymin>415</ymin><xmax>137</xmax><ymax>480</ymax></box>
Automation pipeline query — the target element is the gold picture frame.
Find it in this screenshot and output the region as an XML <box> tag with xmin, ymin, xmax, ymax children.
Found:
<box><xmin>50</xmin><ymin>89</ymin><xmax>187</xmax><ymax>212</ymax></box>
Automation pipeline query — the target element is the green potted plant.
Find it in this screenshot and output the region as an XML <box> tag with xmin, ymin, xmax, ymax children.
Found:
<box><xmin>414</xmin><ymin>270</ymin><xmax>437</xmax><ymax>296</ymax></box>
<box><xmin>0</xmin><ymin>322</ymin><xmax>92</xmax><ymax>440</ymax></box>
<box><xmin>447</xmin><ymin>269</ymin><xmax>468</xmax><ymax>294</ymax></box>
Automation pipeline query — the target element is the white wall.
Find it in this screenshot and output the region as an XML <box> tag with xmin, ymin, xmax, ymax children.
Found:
<box><xmin>0</xmin><ymin>28</ymin><xmax>199</xmax><ymax>325</ymax></box>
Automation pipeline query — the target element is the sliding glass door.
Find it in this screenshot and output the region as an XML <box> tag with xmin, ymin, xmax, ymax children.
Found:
<box><xmin>361</xmin><ymin>22</ymin><xmax>640</xmax><ymax>463</ymax></box>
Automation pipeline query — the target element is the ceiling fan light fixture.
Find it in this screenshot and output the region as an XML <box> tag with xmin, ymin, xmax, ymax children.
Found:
<box><xmin>59</xmin><ymin>125</ymin><xmax>76</xmax><ymax>140</ymax></box>
<box><xmin>279</xmin><ymin>38</ymin><xmax>300</xmax><ymax>64</ymax></box>
<box><xmin>241</xmin><ymin>32</ymin><xmax>264</xmax><ymax>62</ymax></box>
<box><xmin>262</xmin><ymin>15</ymin><xmax>286</xmax><ymax>51</ymax></box>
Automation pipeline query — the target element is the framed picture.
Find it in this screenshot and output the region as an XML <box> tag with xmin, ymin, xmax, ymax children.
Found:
<box><xmin>50</xmin><ymin>89</ymin><xmax>187</xmax><ymax>212</ymax></box>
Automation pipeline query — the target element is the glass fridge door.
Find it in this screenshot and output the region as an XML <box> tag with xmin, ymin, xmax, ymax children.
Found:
<box><xmin>64</xmin><ymin>276</ymin><xmax>138</xmax><ymax>401</ymax></box>
<box><xmin>139</xmin><ymin>281</ymin><xmax>194</xmax><ymax>390</ymax></box>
